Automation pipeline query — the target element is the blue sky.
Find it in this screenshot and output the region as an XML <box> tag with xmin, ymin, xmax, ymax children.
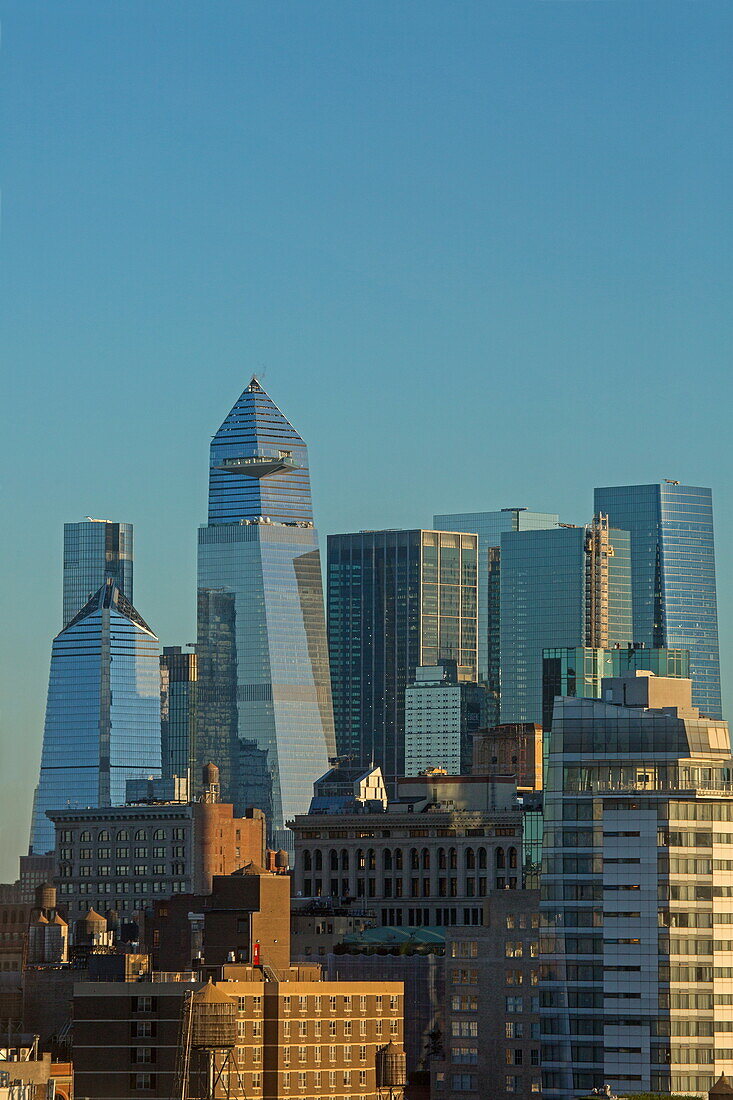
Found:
<box><xmin>2</xmin><ymin>1</ymin><xmax>732</xmax><ymax>878</ymax></box>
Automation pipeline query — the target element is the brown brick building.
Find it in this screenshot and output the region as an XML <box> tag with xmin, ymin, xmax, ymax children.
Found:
<box><xmin>432</xmin><ymin>890</ymin><xmax>541</xmax><ymax>1099</ymax></box>
<box><xmin>74</xmin><ymin>974</ymin><xmax>404</xmax><ymax>1100</ymax></box>
<box><xmin>48</xmin><ymin>776</ymin><xmax>266</xmax><ymax>926</ymax></box>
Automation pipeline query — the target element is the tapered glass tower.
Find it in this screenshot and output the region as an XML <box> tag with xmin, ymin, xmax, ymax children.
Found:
<box><xmin>30</xmin><ymin>581</ymin><xmax>161</xmax><ymax>855</ymax></box>
<box><xmin>197</xmin><ymin>377</ymin><xmax>335</xmax><ymax>847</ymax></box>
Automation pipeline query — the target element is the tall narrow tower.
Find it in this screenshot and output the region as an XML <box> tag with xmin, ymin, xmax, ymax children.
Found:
<box><xmin>62</xmin><ymin>518</ymin><xmax>133</xmax><ymax>628</ymax></box>
<box><xmin>197</xmin><ymin>377</ymin><xmax>335</xmax><ymax>848</ymax></box>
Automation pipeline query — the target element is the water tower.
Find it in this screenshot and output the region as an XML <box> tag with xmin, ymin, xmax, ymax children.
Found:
<box><xmin>376</xmin><ymin>1040</ymin><xmax>407</xmax><ymax>1099</ymax></box>
<box><xmin>173</xmin><ymin>980</ymin><xmax>245</xmax><ymax>1100</ymax></box>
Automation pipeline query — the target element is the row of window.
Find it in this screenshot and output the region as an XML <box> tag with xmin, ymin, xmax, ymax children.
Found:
<box><xmin>301</xmin><ymin>846</ymin><xmax>514</xmax><ymax>871</ymax></box>
<box><xmin>59</xmin><ymin>827</ymin><xmax>185</xmax><ymax>843</ymax></box>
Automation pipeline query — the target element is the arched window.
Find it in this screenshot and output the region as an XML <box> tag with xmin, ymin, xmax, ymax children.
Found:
<box><xmin>357</xmin><ymin>849</ymin><xmax>365</xmax><ymax>871</ymax></box>
<box><xmin>449</xmin><ymin>848</ymin><xmax>457</xmax><ymax>870</ymax></box>
<box><xmin>368</xmin><ymin>849</ymin><xmax>376</xmax><ymax>871</ymax></box>
<box><xmin>80</xmin><ymin>830</ymin><xmax>91</xmax><ymax>842</ymax></box>
<box><xmin>116</xmin><ymin>830</ymin><xmax>129</xmax><ymax>841</ymax></box>
<box><xmin>134</xmin><ymin>829</ymin><xmax>147</xmax><ymax>841</ymax></box>
<box><xmin>395</xmin><ymin>849</ymin><xmax>403</xmax><ymax>871</ymax></box>
<box><xmin>438</xmin><ymin>848</ymin><xmax>446</xmax><ymax>870</ymax></box>
<box><xmin>314</xmin><ymin>850</ymin><xmax>323</xmax><ymax>871</ymax></box>
<box><xmin>383</xmin><ymin>849</ymin><xmax>393</xmax><ymax>871</ymax></box>
<box><xmin>303</xmin><ymin>851</ymin><xmax>312</xmax><ymax>871</ymax></box>
<box><xmin>478</xmin><ymin>847</ymin><xmax>487</xmax><ymax>870</ymax></box>
<box><xmin>508</xmin><ymin>847</ymin><xmax>518</xmax><ymax>869</ymax></box>
<box><xmin>153</xmin><ymin>829</ymin><xmax>165</xmax><ymax>841</ymax></box>
<box><xmin>495</xmin><ymin>847</ymin><xmax>505</xmax><ymax>869</ymax></box>
<box><xmin>465</xmin><ymin>847</ymin><xmax>475</xmax><ymax>870</ymax></box>
<box><xmin>410</xmin><ymin>848</ymin><xmax>419</xmax><ymax>871</ymax></box>
<box><xmin>98</xmin><ymin>830</ymin><xmax>110</xmax><ymax>842</ymax></box>
<box><xmin>341</xmin><ymin>849</ymin><xmax>349</xmax><ymax>871</ymax></box>
<box><xmin>330</xmin><ymin>849</ymin><xmax>339</xmax><ymax>871</ymax></box>
<box><xmin>421</xmin><ymin>848</ymin><xmax>430</xmax><ymax>871</ymax></box>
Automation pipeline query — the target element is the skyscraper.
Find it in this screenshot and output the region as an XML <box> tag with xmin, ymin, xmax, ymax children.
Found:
<box><xmin>30</xmin><ymin>580</ymin><xmax>161</xmax><ymax>855</ymax></box>
<box><xmin>540</xmin><ymin>672</ymin><xmax>733</xmax><ymax>1097</ymax></box>
<box><xmin>62</xmin><ymin>518</ymin><xmax>133</xmax><ymax>628</ymax></box>
<box><xmin>327</xmin><ymin>529</ymin><xmax>478</xmax><ymax>782</ymax></box>
<box><xmin>160</xmin><ymin>646</ymin><xmax>198</xmax><ymax>783</ymax></box>
<box><xmin>594</xmin><ymin>482</ymin><xmax>722</xmax><ymax>718</ymax></box>
<box><xmin>433</xmin><ymin>509</ymin><xmax>559</xmax><ymax>723</ymax></box>
<box><xmin>197</xmin><ymin>377</ymin><xmax>335</xmax><ymax>847</ymax></box>
<box><xmin>499</xmin><ymin>517</ymin><xmax>632</xmax><ymax>725</ymax></box>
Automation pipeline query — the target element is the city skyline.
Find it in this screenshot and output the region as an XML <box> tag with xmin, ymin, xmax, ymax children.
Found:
<box><xmin>3</xmin><ymin>3</ymin><xmax>733</xmax><ymax>881</ymax></box>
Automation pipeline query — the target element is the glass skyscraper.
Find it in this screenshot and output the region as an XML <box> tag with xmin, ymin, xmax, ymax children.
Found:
<box><xmin>594</xmin><ymin>482</ymin><xmax>722</xmax><ymax>718</ymax></box>
<box><xmin>160</xmin><ymin>646</ymin><xmax>198</xmax><ymax>783</ymax></box>
<box><xmin>499</xmin><ymin>519</ymin><xmax>633</xmax><ymax>726</ymax></box>
<box><xmin>434</xmin><ymin>508</ymin><xmax>559</xmax><ymax>723</ymax></box>
<box><xmin>327</xmin><ymin>529</ymin><xmax>478</xmax><ymax>783</ymax></box>
<box><xmin>196</xmin><ymin>377</ymin><xmax>335</xmax><ymax>847</ymax></box>
<box><xmin>30</xmin><ymin>580</ymin><xmax>161</xmax><ymax>855</ymax></box>
<box><xmin>62</xmin><ymin>518</ymin><xmax>133</xmax><ymax>628</ymax></box>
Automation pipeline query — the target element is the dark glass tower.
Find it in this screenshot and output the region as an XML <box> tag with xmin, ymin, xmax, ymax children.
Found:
<box><xmin>327</xmin><ymin>529</ymin><xmax>478</xmax><ymax>783</ymax></box>
<box><xmin>30</xmin><ymin>581</ymin><xmax>161</xmax><ymax>854</ymax></box>
<box><xmin>62</xmin><ymin>518</ymin><xmax>133</xmax><ymax>628</ymax></box>
<box><xmin>160</xmin><ymin>646</ymin><xmax>198</xmax><ymax>783</ymax></box>
<box><xmin>594</xmin><ymin>482</ymin><xmax>722</xmax><ymax>718</ymax></box>
<box><xmin>197</xmin><ymin>377</ymin><xmax>335</xmax><ymax>847</ymax></box>
<box><xmin>499</xmin><ymin>518</ymin><xmax>633</xmax><ymax>725</ymax></box>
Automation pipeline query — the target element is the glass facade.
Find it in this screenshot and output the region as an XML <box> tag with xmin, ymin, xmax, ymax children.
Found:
<box><xmin>540</xmin><ymin>678</ymin><xmax>733</xmax><ymax>1098</ymax></box>
<box><xmin>160</xmin><ymin>646</ymin><xmax>198</xmax><ymax>782</ymax></box>
<box><xmin>499</xmin><ymin>522</ymin><xmax>632</xmax><ymax>726</ymax></box>
<box><xmin>434</xmin><ymin>509</ymin><xmax>559</xmax><ymax>721</ymax></box>
<box><xmin>542</xmin><ymin>645</ymin><xmax>690</xmax><ymax>732</ymax></box>
<box><xmin>594</xmin><ymin>482</ymin><xmax>722</xmax><ymax>718</ymax></box>
<box><xmin>30</xmin><ymin>581</ymin><xmax>161</xmax><ymax>855</ymax></box>
<box><xmin>327</xmin><ymin>529</ymin><xmax>478</xmax><ymax>783</ymax></box>
<box><xmin>62</xmin><ymin>519</ymin><xmax>133</xmax><ymax>628</ymax></box>
<box><xmin>197</xmin><ymin>377</ymin><xmax>334</xmax><ymax>847</ymax></box>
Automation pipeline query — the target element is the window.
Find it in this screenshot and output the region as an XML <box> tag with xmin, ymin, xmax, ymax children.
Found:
<box><xmin>117</xmin><ymin>830</ymin><xmax>129</xmax><ymax>841</ymax></box>
<box><xmin>153</xmin><ymin>829</ymin><xmax>166</xmax><ymax>840</ymax></box>
<box><xmin>506</xmin><ymin>996</ymin><xmax>522</xmax><ymax>1013</ymax></box>
<box><xmin>133</xmin><ymin>1075</ymin><xmax>154</xmax><ymax>1090</ymax></box>
<box><xmin>135</xmin><ymin>830</ymin><xmax>147</xmax><ymax>841</ymax></box>
<box><xmin>359</xmin><ymin>1045</ymin><xmax>367</xmax><ymax>1063</ymax></box>
<box><xmin>505</xmin><ymin>941</ymin><xmax>523</xmax><ymax>958</ymax></box>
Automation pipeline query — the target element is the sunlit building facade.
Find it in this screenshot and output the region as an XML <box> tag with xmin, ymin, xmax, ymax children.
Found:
<box><xmin>30</xmin><ymin>581</ymin><xmax>161</xmax><ymax>855</ymax></box>
<box><xmin>540</xmin><ymin>673</ymin><xmax>733</xmax><ymax>1098</ymax></box>
<box><xmin>594</xmin><ymin>482</ymin><xmax>722</xmax><ymax>718</ymax></box>
<box><xmin>327</xmin><ymin>529</ymin><xmax>478</xmax><ymax>784</ymax></box>
<box><xmin>62</xmin><ymin>518</ymin><xmax>133</xmax><ymax>628</ymax></box>
<box><xmin>434</xmin><ymin>508</ymin><xmax>559</xmax><ymax>724</ymax></box>
<box><xmin>197</xmin><ymin>377</ymin><xmax>335</xmax><ymax>848</ymax></box>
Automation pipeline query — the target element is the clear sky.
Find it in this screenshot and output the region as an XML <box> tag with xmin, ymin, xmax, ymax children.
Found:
<box><xmin>2</xmin><ymin>1</ymin><xmax>732</xmax><ymax>879</ymax></box>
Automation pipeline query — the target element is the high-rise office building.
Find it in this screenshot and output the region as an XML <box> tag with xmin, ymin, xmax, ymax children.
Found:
<box><xmin>160</xmin><ymin>646</ymin><xmax>198</xmax><ymax>782</ymax></box>
<box><xmin>30</xmin><ymin>580</ymin><xmax>161</xmax><ymax>855</ymax></box>
<box><xmin>62</xmin><ymin>518</ymin><xmax>133</xmax><ymax>628</ymax></box>
<box><xmin>542</xmin><ymin>644</ymin><xmax>690</xmax><ymax>732</ymax></box>
<box><xmin>540</xmin><ymin>672</ymin><xmax>733</xmax><ymax>1098</ymax></box>
<box><xmin>499</xmin><ymin>516</ymin><xmax>632</xmax><ymax>725</ymax></box>
<box><xmin>327</xmin><ymin>529</ymin><xmax>478</xmax><ymax>783</ymax></box>
<box><xmin>434</xmin><ymin>509</ymin><xmax>559</xmax><ymax>724</ymax></box>
<box><xmin>197</xmin><ymin>377</ymin><xmax>335</xmax><ymax>848</ymax></box>
<box><xmin>404</xmin><ymin>661</ymin><xmax>485</xmax><ymax>776</ymax></box>
<box><xmin>594</xmin><ymin>482</ymin><xmax>722</xmax><ymax>718</ymax></box>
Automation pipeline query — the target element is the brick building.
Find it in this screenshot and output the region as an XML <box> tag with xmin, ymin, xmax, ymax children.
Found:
<box><xmin>432</xmin><ymin>890</ymin><xmax>541</xmax><ymax>1100</ymax></box>
<box><xmin>74</xmin><ymin>974</ymin><xmax>404</xmax><ymax>1100</ymax></box>
<box><xmin>47</xmin><ymin>765</ymin><xmax>265</xmax><ymax>925</ymax></box>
